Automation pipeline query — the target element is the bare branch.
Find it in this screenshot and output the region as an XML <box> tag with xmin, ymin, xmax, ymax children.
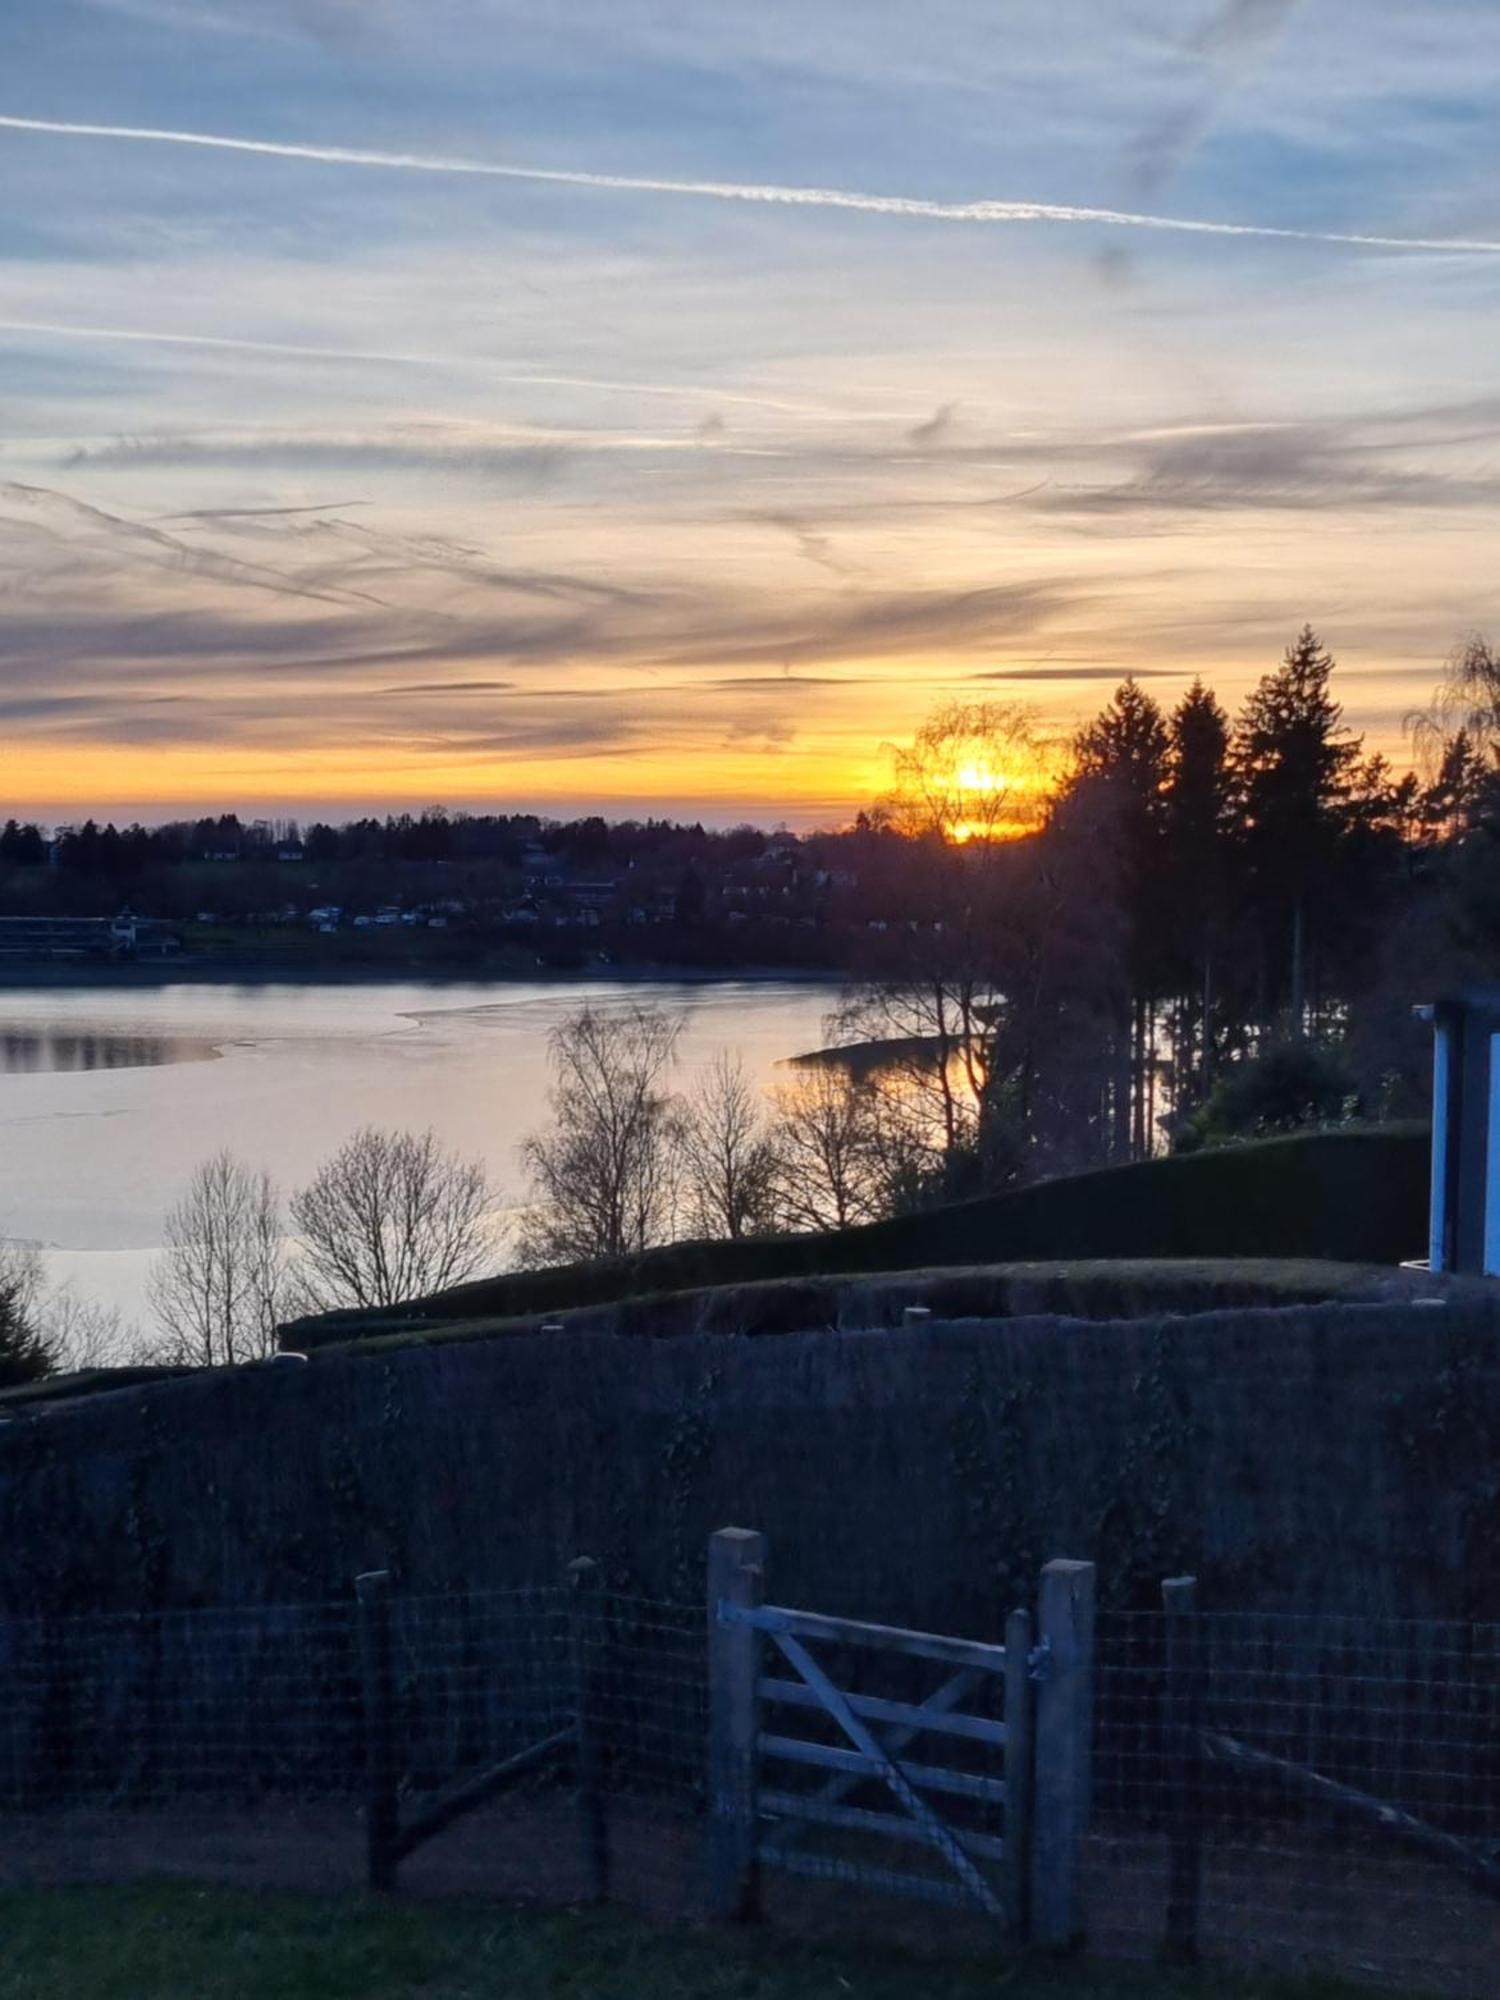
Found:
<box><xmin>147</xmin><ymin>1152</ymin><xmax>287</xmax><ymax>1366</ymax></box>
<box><xmin>516</xmin><ymin>1004</ymin><xmax>684</xmax><ymax>1266</ymax></box>
<box><xmin>289</xmin><ymin>1128</ymin><xmax>495</xmax><ymax>1312</ymax></box>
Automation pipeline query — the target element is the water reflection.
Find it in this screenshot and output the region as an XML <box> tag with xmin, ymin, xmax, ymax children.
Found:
<box><xmin>0</xmin><ymin>1030</ymin><xmax>222</xmax><ymax>1075</ymax></box>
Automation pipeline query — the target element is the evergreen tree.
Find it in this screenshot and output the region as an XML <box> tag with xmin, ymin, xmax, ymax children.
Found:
<box><xmin>1163</xmin><ymin>680</ymin><xmax>1232</xmax><ymax>1093</ymax></box>
<box><xmin>0</xmin><ymin>1248</ymin><xmax>53</xmax><ymax>1389</ymax></box>
<box><xmin>1233</xmin><ymin>626</ymin><xmax>1361</xmax><ymax>1029</ymax></box>
<box><xmin>1074</xmin><ymin>677</ymin><xmax>1171</xmax><ymax>807</ymax></box>
<box><xmin>1072</xmin><ymin>679</ymin><xmax>1170</xmax><ymax>1155</ymax></box>
<box><xmin>0</xmin><ymin>820</ymin><xmax>45</xmax><ymax>865</ymax></box>
<box><xmin>1420</xmin><ymin>729</ymin><xmax>1487</xmax><ymax>841</ymax></box>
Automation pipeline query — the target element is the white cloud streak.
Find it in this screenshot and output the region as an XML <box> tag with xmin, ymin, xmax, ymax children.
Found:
<box><xmin>4</xmin><ymin>111</ymin><xmax>1500</xmax><ymax>254</ymax></box>
<box><xmin>0</xmin><ymin>316</ymin><xmax>833</xmax><ymax>418</ymax></box>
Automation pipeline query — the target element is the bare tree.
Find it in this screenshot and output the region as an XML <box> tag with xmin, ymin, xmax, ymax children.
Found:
<box><xmin>517</xmin><ymin>1004</ymin><xmax>683</xmax><ymax>1266</ymax></box>
<box><xmin>1409</xmin><ymin>633</ymin><xmax>1500</xmax><ymax>778</ymax></box>
<box><xmin>678</xmin><ymin>1051</ymin><xmax>781</xmax><ymax>1240</ymax></box>
<box><xmin>768</xmin><ymin>1065</ymin><xmax>887</xmax><ymax>1233</ymax></box>
<box><xmin>290</xmin><ymin>1127</ymin><xmax>494</xmax><ymax>1311</ymax></box>
<box><xmin>881</xmin><ymin>699</ymin><xmax>1055</xmax><ymax>846</ymax></box>
<box><xmin>835</xmin><ymin>702</ymin><xmax>1060</xmax><ymax>1191</ymax></box>
<box><xmin>40</xmin><ymin>1286</ymin><xmax>138</xmax><ymax>1372</ymax></box>
<box><xmin>147</xmin><ymin>1152</ymin><xmax>286</xmax><ymax>1366</ymax></box>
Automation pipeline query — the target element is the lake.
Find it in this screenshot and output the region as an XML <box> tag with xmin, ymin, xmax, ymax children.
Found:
<box><xmin>0</xmin><ymin>977</ymin><xmax>844</xmax><ymax>1339</ymax></box>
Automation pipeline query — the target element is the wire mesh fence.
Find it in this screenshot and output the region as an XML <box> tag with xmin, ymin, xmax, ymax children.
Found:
<box><xmin>0</xmin><ymin>1579</ymin><xmax>710</xmax><ymax>1914</ymax></box>
<box><xmin>3</xmin><ymin>1576</ymin><xmax>1500</xmax><ymax>1993</ymax></box>
<box><xmin>1094</xmin><ymin>1607</ymin><xmax>1500</xmax><ymax>1997</ymax></box>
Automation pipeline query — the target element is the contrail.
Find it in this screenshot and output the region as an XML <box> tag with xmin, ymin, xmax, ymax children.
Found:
<box><xmin>0</xmin><ymin>315</ymin><xmax>832</xmax><ymax>417</ymax></box>
<box><xmin>3</xmin><ymin>111</ymin><xmax>1499</xmax><ymax>254</ymax></box>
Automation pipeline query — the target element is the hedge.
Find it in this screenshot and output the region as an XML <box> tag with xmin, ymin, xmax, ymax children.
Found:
<box><xmin>285</xmin><ymin>1122</ymin><xmax>1431</xmax><ymax>1350</ymax></box>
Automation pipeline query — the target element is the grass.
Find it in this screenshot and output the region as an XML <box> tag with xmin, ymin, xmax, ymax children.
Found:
<box><xmin>0</xmin><ymin>1885</ymin><xmax>1438</xmax><ymax>2000</ymax></box>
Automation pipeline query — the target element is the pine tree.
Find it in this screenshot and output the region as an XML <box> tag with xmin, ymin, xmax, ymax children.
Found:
<box><xmin>1420</xmin><ymin>729</ymin><xmax>1486</xmax><ymax>841</ymax></box>
<box><xmin>1072</xmin><ymin>679</ymin><xmax>1170</xmax><ymax>1155</ymax></box>
<box><xmin>0</xmin><ymin>1249</ymin><xmax>53</xmax><ymax>1390</ymax></box>
<box><xmin>1233</xmin><ymin>626</ymin><xmax>1361</xmax><ymax>1030</ymax></box>
<box><xmin>1164</xmin><ymin>680</ymin><xmax>1232</xmax><ymax>1092</ymax></box>
<box><xmin>1074</xmin><ymin>677</ymin><xmax>1171</xmax><ymax>807</ymax></box>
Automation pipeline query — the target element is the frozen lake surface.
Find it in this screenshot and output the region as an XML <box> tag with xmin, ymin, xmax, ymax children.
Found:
<box><xmin>0</xmin><ymin>977</ymin><xmax>843</xmax><ymax>1334</ymax></box>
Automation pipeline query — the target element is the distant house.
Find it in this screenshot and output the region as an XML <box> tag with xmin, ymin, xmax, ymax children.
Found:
<box><xmin>567</xmin><ymin>881</ymin><xmax>620</xmax><ymax>912</ymax></box>
<box><xmin>0</xmin><ymin>910</ymin><xmax>178</xmax><ymax>962</ymax></box>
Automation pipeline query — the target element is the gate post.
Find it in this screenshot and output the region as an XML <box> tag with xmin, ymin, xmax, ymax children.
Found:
<box><xmin>707</xmin><ymin>1526</ymin><xmax>765</xmax><ymax>1922</ymax></box>
<box><xmin>1003</xmin><ymin>1606</ymin><xmax>1035</xmax><ymax>1941</ymax></box>
<box><xmin>1030</xmin><ymin>1558</ymin><xmax>1096</xmax><ymax>1949</ymax></box>
<box><xmin>355</xmin><ymin>1569</ymin><xmax>399</xmax><ymax>1893</ymax></box>
<box><xmin>1161</xmin><ymin>1575</ymin><xmax>1203</xmax><ymax>1964</ymax></box>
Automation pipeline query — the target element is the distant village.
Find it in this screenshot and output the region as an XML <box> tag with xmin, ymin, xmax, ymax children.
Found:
<box><xmin>0</xmin><ymin>809</ymin><xmax>904</xmax><ymax>972</ymax></box>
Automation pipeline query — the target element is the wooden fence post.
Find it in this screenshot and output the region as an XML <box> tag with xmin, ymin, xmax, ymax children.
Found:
<box><xmin>567</xmin><ymin>1556</ymin><xmax>610</xmax><ymax>1905</ymax></box>
<box><xmin>1003</xmin><ymin>1606</ymin><xmax>1035</xmax><ymax>1941</ymax></box>
<box><xmin>708</xmin><ymin>1526</ymin><xmax>765</xmax><ymax>1922</ymax></box>
<box><xmin>1030</xmin><ymin>1558</ymin><xmax>1096</xmax><ymax>1949</ymax></box>
<box><xmin>1162</xmin><ymin>1575</ymin><xmax>1203</xmax><ymax>1964</ymax></box>
<box><xmin>355</xmin><ymin>1569</ymin><xmax>399</xmax><ymax>1893</ymax></box>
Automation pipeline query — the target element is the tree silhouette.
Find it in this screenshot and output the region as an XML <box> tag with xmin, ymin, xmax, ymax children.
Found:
<box><xmin>1071</xmin><ymin>678</ymin><xmax>1170</xmax><ymax>1154</ymax></box>
<box><xmin>1164</xmin><ymin>680</ymin><xmax>1232</xmax><ymax>1092</ymax></box>
<box><xmin>1233</xmin><ymin>625</ymin><xmax>1361</xmax><ymax>1029</ymax></box>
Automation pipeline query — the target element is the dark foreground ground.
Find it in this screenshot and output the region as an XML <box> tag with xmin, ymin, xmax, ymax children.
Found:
<box><xmin>0</xmin><ymin>1885</ymin><xmax>1440</xmax><ymax>2000</ymax></box>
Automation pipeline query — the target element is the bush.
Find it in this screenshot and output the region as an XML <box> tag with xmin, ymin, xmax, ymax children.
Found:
<box><xmin>1175</xmin><ymin>1040</ymin><xmax>1360</xmax><ymax>1153</ymax></box>
<box><xmin>0</xmin><ymin>1245</ymin><xmax>54</xmax><ymax>1388</ymax></box>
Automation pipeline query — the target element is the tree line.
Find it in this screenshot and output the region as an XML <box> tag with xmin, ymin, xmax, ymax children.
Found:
<box><xmin>836</xmin><ymin>625</ymin><xmax>1500</xmax><ymax>1187</ymax></box>
<box><xmin>0</xmin><ymin>808</ymin><xmax>777</xmax><ymax>877</ymax></box>
<box><xmin>513</xmin><ymin>626</ymin><xmax>1500</xmax><ymax>1259</ymax></box>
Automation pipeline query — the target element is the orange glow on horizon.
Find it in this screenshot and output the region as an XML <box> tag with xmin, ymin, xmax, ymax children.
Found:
<box><xmin>5</xmin><ymin>738</ymin><xmax>891</xmax><ymax>825</ymax></box>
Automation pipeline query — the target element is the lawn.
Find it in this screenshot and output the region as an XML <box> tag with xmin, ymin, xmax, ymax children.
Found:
<box><xmin>0</xmin><ymin>1885</ymin><xmax>1438</xmax><ymax>2000</ymax></box>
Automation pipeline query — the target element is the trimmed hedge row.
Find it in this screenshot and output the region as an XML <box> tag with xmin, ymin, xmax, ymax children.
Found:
<box><xmin>286</xmin><ymin>1123</ymin><xmax>1431</xmax><ymax>1349</ymax></box>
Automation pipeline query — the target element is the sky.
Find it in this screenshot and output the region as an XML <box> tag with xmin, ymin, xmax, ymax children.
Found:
<box><xmin>3</xmin><ymin>1</ymin><xmax>1500</xmax><ymax>828</ymax></box>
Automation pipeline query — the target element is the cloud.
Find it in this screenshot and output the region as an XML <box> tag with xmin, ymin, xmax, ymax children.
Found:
<box><xmin>0</xmin><ymin>479</ymin><xmax>396</xmax><ymax>612</ymax></box>
<box><xmin>5</xmin><ymin>112</ymin><xmax>1500</xmax><ymax>253</ymax></box>
<box><xmin>1195</xmin><ymin>0</ymin><xmax>1303</xmax><ymax>59</ymax></box>
<box><xmin>161</xmin><ymin>501</ymin><xmax>369</xmax><ymax>520</ymax></box>
<box><xmin>1130</xmin><ymin>0</ymin><xmax>1304</xmax><ymax>198</ymax></box>
<box><xmin>60</xmin><ymin>422</ymin><xmax>783</xmax><ymax>481</ymax></box>
<box><xmin>723</xmin><ymin>718</ymin><xmax>796</xmax><ymax>751</ymax></box>
<box><xmin>674</xmin><ymin>579</ymin><xmax>1080</xmax><ymax>671</ymax></box>
<box><xmin>1040</xmin><ymin>411</ymin><xmax>1500</xmax><ymax>518</ymax></box>
<box><xmin>969</xmin><ymin>664</ymin><xmax>1178</xmax><ymax>682</ymax></box>
<box><xmin>371</xmin><ymin>678</ymin><xmax>517</xmax><ymax>696</ymax></box>
<box><xmin>907</xmin><ymin>402</ymin><xmax>960</xmax><ymax>449</ymax></box>
<box><xmin>749</xmin><ymin>510</ymin><xmax>859</xmax><ymax>577</ymax></box>
<box><xmin>0</xmin><ymin>319</ymin><xmax>825</xmax><ymax>419</ymax></box>
<box><xmin>0</xmin><ymin>476</ymin><xmax>1087</xmax><ymax>740</ymax></box>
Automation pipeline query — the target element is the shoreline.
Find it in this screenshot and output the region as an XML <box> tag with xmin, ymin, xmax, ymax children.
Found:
<box><xmin>0</xmin><ymin>958</ymin><xmax>843</xmax><ymax>994</ymax></box>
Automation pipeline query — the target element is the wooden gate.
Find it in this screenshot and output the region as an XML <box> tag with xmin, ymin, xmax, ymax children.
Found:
<box><xmin>708</xmin><ymin>1530</ymin><xmax>1096</xmax><ymax>1945</ymax></box>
